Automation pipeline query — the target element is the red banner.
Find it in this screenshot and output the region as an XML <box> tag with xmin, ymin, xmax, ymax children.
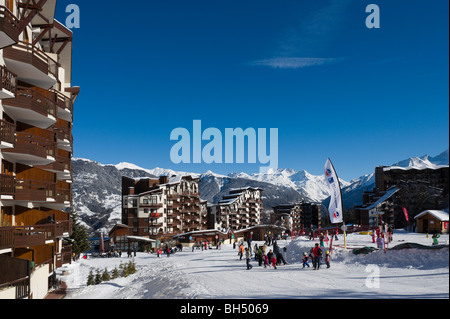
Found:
<box><xmin>402</xmin><ymin>207</ymin><xmax>409</xmax><ymax>222</ymax></box>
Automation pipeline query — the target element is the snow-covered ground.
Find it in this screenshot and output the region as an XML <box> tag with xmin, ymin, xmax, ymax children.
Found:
<box><xmin>60</xmin><ymin>231</ymin><xmax>449</xmax><ymax>299</ymax></box>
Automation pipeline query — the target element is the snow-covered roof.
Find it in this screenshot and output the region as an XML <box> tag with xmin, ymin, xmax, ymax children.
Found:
<box><xmin>127</xmin><ymin>236</ymin><xmax>156</xmax><ymax>242</ymax></box>
<box><xmin>361</xmin><ymin>187</ymin><xmax>400</xmax><ymax>211</ymax></box>
<box><xmin>383</xmin><ymin>164</ymin><xmax>449</xmax><ymax>172</ymax></box>
<box><xmin>414</xmin><ymin>210</ymin><xmax>449</xmax><ymax>221</ymax></box>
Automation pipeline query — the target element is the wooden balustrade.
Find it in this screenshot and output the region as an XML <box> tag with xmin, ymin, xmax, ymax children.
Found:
<box><xmin>2</xmin><ymin>86</ymin><xmax>57</xmax><ymax>118</ymax></box>
<box><xmin>3</xmin><ymin>131</ymin><xmax>56</xmax><ymax>159</ymax></box>
<box><xmin>0</xmin><ymin>119</ymin><xmax>16</xmax><ymax>145</ymax></box>
<box><xmin>0</xmin><ymin>64</ymin><xmax>17</xmax><ymax>93</ymax></box>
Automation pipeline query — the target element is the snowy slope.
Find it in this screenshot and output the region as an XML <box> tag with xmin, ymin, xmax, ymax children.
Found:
<box><xmin>60</xmin><ymin>231</ymin><xmax>449</xmax><ymax>299</ymax></box>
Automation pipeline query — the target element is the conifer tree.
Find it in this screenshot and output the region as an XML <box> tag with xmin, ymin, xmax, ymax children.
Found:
<box><xmin>95</xmin><ymin>269</ymin><xmax>102</xmax><ymax>285</ymax></box>
<box><xmin>87</xmin><ymin>270</ymin><xmax>95</xmax><ymax>286</ymax></box>
<box><xmin>111</xmin><ymin>266</ymin><xmax>120</xmax><ymax>279</ymax></box>
<box><xmin>69</xmin><ymin>210</ymin><xmax>91</xmax><ymax>256</ymax></box>
<box><xmin>101</xmin><ymin>267</ymin><xmax>111</xmax><ymax>281</ymax></box>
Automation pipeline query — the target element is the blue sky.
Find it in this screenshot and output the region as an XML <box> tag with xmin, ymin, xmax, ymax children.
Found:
<box><xmin>55</xmin><ymin>0</ymin><xmax>449</xmax><ymax>181</ymax></box>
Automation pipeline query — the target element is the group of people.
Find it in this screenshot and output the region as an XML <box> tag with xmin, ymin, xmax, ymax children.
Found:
<box><xmin>302</xmin><ymin>243</ymin><xmax>331</xmax><ymax>270</ymax></box>
<box><xmin>236</xmin><ymin>239</ymin><xmax>289</xmax><ymax>270</ymax></box>
<box><xmin>235</xmin><ymin>235</ymin><xmax>333</xmax><ymax>271</ymax></box>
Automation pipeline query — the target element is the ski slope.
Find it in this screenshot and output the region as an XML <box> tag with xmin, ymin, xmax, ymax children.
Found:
<box><xmin>61</xmin><ymin>231</ymin><xmax>449</xmax><ymax>299</ymax></box>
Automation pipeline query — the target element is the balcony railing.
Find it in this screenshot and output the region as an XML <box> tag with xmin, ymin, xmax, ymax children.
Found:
<box><xmin>55</xmin><ymin>188</ymin><xmax>71</xmax><ymax>203</ymax></box>
<box><xmin>14</xmin><ymin>179</ymin><xmax>56</xmax><ymax>202</ymax></box>
<box><xmin>3</xmin><ymin>41</ymin><xmax>58</xmax><ymax>79</ymax></box>
<box><xmin>0</xmin><ymin>174</ymin><xmax>15</xmax><ymax>196</ymax></box>
<box><xmin>0</xmin><ymin>221</ymin><xmax>71</xmax><ymax>251</ymax></box>
<box><xmin>0</xmin><ymin>65</ymin><xmax>17</xmax><ymax>94</ymax></box>
<box><xmin>51</xmin><ymin>89</ymin><xmax>73</xmax><ymax>114</ymax></box>
<box><xmin>3</xmin><ymin>132</ymin><xmax>56</xmax><ymax>159</ymax></box>
<box><xmin>0</xmin><ymin>6</ymin><xmax>20</xmax><ymax>49</ymax></box>
<box><xmin>3</xmin><ymin>86</ymin><xmax>57</xmax><ymax>119</ymax></box>
<box><xmin>0</xmin><ymin>119</ymin><xmax>16</xmax><ymax>145</ymax></box>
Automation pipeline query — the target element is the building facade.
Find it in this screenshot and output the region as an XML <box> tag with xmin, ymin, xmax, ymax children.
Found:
<box><xmin>121</xmin><ymin>175</ymin><xmax>208</xmax><ymax>241</ymax></box>
<box><xmin>272</xmin><ymin>201</ymin><xmax>322</xmax><ymax>233</ymax></box>
<box><xmin>216</xmin><ymin>187</ymin><xmax>263</xmax><ymax>231</ymax></box>
<box><xmin>355</xmin><ymin>165</ymin><xmax>449</xmax><ymax>228</ymax></box>
<box><xmin>0</xmin><ymin>0</ymin><xmax>77</xmax><ymax>299</ymax></box>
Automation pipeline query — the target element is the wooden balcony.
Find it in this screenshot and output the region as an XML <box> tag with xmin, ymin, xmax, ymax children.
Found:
<box><xmin>0</xmin><ymin>65</ymin><xmax>17</xmax><ymax>98</ymax></box>
<box><xmin>0</xmin><ymin>221</ymin><xmax>71</xmax><ymax>251</ymax></box>
<box><xmin>3</xmin><ymin>132</ymin><xmax>56</xmax><ymax>166</ymax></box>
<box><xmin>0</xmin><ymin>255</ymin><xmax>30</xmax><ymax>299</ymax></box>
<box><xmin>2</xmin><ymin>86</ymin><xmax>57</xmax><ymax>129</ymax></box>
<box><xmin>0</xmin><ymin>6</ymin><xmax>20</xmax><ymax>49</ymax></box>
<box><xmin>0</xmin><ymin>174</ymin><xmax>15</xmax><ymax>196</ymax></box>
<box><xmin>14</xmin><ymin>179</ymin><xmax>56</xmax><ymax>202</ymax></box>
<box><xmin>3</xmin><ymin>41</ymin><xmax>58</xmax><ymax>90</ymax></box>
<box><xmin>0</xmin><ymin>119</ymin><xmax>16</xmax><ymax>147</ymax></box>
<box><xmin>55</xmin><ymin>188</ymin><xmax>71</xmax><ymax>204</ymax></box>
<box><xmin>51</xmin><ymin>89</ymin><xmax>73</xmax><ymax>121</ymax></box>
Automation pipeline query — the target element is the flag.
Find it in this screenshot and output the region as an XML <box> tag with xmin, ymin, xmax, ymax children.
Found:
<box><xmin>99</xmin><ymin>233</ymin><xmax>105</xmax><ymax>254</ymax></box>
<box><xmin>324</xmin><ymin>158</ymin><xmax>344</xmax><ymax>224</ymax></box>
<box><xmin>402</xmin><ymin>207</ymin><xmax>409</xmax><ymax>222</ymax></box>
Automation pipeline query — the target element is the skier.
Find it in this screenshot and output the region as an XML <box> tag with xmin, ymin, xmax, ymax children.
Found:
<box><xmin>324</xmin><ymin>250</ymin><xmax>331</xmax><ymax>268</ymax></box>
<box><xmin>245</xmin><ymin>247</ymin><xmax>253</xmax><ymax>270</ymax></box>
<box><xmin>432</xmin><ymin>233</ymin><xmax>440</xmax><ymax>246</ymax></box>
<box><xmin>302</xmin><ymin>252</ymin><xmax>310</xmax><ymax>269</ymax></box>
<box><xmin>312</xmin><ymin>243</ymin><xmax>323</xmax><ymax>270</ymax></box>
<box><xmin>273</xmin><ymin>241</ymin><xmax>287</xmax><ymax>265</ymax></box>
<box><xmin>263</xmin><ymin>253</ymin><xmax>270</xmax><ymax>268</ymax></box>
<box><xmin>267</xmin><ymin>249</ymin><xmax>274</xmax><ymax>264</ymax></box>
<box><xmin>270</xmin><ymin>254</ymin><xmax>278</xmax><ymax>269</ymax></box>
<box><xmin>376</xmin><ymin>235</ymin><xmax>384</xmax><ymax>249</ymax></box>
<box><xmin>319</xmin><ymin>233</ymin><xmax>325</xmax><ymax>248</ymax></box>
<box><xmin>238</xmin><ymin>244</ymin><xmax>245</xmax><ymax>260</ymax></box>
<box><xmin>309</xmin><ymin>225</ymin><xmax>315</xmax><ymax>240</ymax></box>
<box><xmin>256</xmin><ymin>246</ymin><xmax>263</xmax><ymax>266</ymax></box>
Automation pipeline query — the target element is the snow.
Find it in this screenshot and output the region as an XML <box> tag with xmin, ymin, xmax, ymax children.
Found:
<box><xmin>229</xmin><ymin>168</ymin><xmax>350</xmax><ymax>203</ymax></box>
<box><xmin>414</xmin><ymin>210</ymin><xmax>449</xmax><ymax>221</ymax></box>
<box><xmin>60</xmin><ymin>231</ymin><xmax>449</xmax><ymax>299</ymax></box>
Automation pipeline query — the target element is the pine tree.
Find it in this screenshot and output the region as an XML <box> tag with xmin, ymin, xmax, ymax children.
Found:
<box><xmin>101</xmin><ymin>267</ymin><xmax>111</xmax><ymax>281</ymax></box>
<box><xmin>87</xmin><ymin>270</ymin><xmax>95</xmax><ymax>286</ymax></box>
<box><xmin>111</xmin><ymin>266</ymin><xmax>119</xmax><ymax>279</ymax></box>
<box><xmin>94</xmin><ymin>269</ymin><xmax>102</xmax><ymax>285</ymax></box>
<box><xmin>127</xmin><ymin>259</ymin><xmax>136</xmax><ymax>274</ymax></box>
<box><xmin>69</xmin><ymin>211</ymin><xmax>91</xmax><ymax>256</ymax></box>
<box><xmin>119</xmin><ymin>261</ymin><xmax>128</xmax><ymax>277</ymax></box>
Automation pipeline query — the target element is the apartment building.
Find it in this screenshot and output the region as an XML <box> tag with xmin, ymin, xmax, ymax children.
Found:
<box><xmin>355</xmin><ymin>165</ymin><xmax>449</xmax><ymax>228</ymax></box>
<box><xmin>216</xmin><ymin>187</ymin><xmax>263</xmax><ymax>231</ymax></box>
<box><xmin>121</xmin><ymin>175</ymin><xmax>208</xmax><ymax>242</ymax></box>
<box><xmin>272</xmin><ymin>201</ymin><xmax>322</xmax><ymax>233</ymax></box>
<box><xmin>0</xmin><ymin>0</ymin><xmax>77</xmax><ymax>299</ymax></box>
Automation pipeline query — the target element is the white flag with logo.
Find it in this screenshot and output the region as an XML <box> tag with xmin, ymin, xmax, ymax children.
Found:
<box><xmin>324</xmin><ymin>158</ymin><xmax>343</xmax><ymax>224</ymax></box>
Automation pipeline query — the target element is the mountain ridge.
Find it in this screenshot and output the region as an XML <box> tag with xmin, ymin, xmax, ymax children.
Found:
<box><xmin>71</xmin><ymin>149</ymin><xmax>448</xmax><ymax>234</ymax></box>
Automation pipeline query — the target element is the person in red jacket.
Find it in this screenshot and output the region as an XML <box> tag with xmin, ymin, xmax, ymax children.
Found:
<box><xmin>324</xmin><ymin>250</ymin><xmax>331</xmax><ymax>268</ymax></box>
<box><xmin>312</xmin><ymin>243</ymin><xmax>323</xmax><ymax>270</ymax></box>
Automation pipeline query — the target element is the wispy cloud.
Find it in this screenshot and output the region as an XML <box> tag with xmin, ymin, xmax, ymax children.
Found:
<box><xmin>249</xmin><ymin>57</ymin><xmax>339</xmax><ymax>69</ymax></box>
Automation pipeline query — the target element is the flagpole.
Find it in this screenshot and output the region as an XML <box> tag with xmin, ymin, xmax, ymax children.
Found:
<box><xmin>328</xmin><ymin>158</ymin><xmax>346</xmax><ymax>250</ymax></box>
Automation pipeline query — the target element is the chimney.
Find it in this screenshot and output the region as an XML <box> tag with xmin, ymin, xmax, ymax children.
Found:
<box><xmin>128</xmin><ymin>187</ymin><xmax>135</xmax><ymax>195</ymax></box>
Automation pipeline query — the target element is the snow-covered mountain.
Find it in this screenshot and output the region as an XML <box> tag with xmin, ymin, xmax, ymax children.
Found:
<box><xmin>229</xmin><ymin>168</ymin><xmax>350</xmax><ymax>203</ymax></box>
<box><xmin>71</xmin><ymin>149</ymin><xmax>448</xmax><ymax>234</ymax></box>
<box><xmin>71</xmin><ymin>159</ymin><xmax>306</xmax><ymax>234</ymax></box>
